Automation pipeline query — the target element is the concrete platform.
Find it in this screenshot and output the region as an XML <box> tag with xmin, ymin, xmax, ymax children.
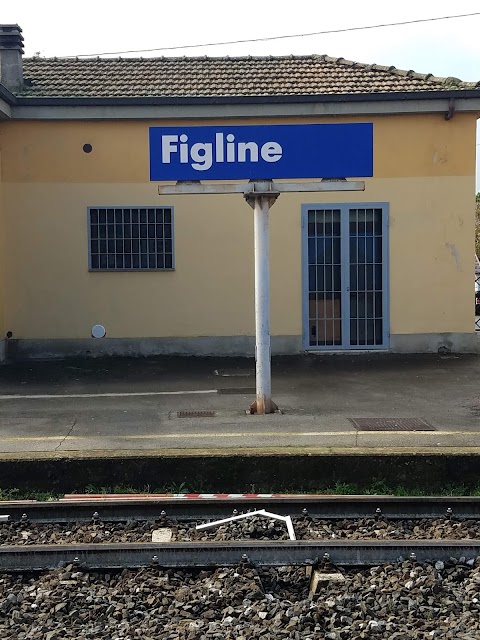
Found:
<box><xmin>0</xmin><ymin>353</ymin><xmax>479</xmax><ymax>454</ymax></box>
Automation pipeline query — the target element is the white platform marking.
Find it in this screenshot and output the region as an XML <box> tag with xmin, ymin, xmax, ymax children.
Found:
<box><xmin>0</xmin><ymin>390</ymin><xmax>218</xmax><ymax>400</ymax></box>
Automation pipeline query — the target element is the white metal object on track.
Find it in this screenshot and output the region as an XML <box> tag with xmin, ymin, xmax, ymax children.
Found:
<box><xmin>195</xmin><ymin>508</ymin><xmax>296</xmax><ymax>540</ymax></box>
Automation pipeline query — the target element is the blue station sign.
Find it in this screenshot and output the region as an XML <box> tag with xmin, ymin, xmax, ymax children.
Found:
<box><xmin>149</xmin><ymin>123</ymin><xmax>373</xmax><ymax>181</ymax></box>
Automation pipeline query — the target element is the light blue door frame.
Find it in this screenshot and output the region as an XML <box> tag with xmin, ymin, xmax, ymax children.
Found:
<box><xmin>302</xmin><ymin>203</ymin><xmax>390</xmax><ymax>351</ymax></box>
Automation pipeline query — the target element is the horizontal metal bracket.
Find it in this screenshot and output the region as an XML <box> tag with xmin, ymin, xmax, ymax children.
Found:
<box><xmin>158</xmin><ymin>179</ymin><xmax>365</xmax><ymax>196</ymax></box>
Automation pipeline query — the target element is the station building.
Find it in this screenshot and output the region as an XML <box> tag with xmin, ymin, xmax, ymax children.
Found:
<box><xmin>0</xmin><ymin>24</ymin><xmax>479</xmax><ymax>362</ymax></box>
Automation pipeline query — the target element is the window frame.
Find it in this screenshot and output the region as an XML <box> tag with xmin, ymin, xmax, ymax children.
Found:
<box><xmin>87</xmin><ymin>206</ymin><xmax>175</xmax><ymax>272</ymax></box>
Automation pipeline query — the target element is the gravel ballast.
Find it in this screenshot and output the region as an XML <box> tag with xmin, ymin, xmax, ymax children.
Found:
<box><xmin>0</xmin><ymin>559</ymin><xmax>479</xmax><ymax>639</ymax></box>
<box><xmin>1</xmin><ymin>517</ymin><xmax>480</xmax><ymax>545</ymax></box>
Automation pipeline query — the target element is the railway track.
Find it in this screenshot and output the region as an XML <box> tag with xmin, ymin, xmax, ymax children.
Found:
<box><xmin>1</xmin><ymin>540</ymin><xmax>480</xmax><ymax>571</ymax></box>
<box><xmin>0</xmin><ymin>495</ymin><xmax>479</xmax><ymax>571</ymax></box>
<box><xmin>2</xmin><ymin>494</ymin><xmax>480</xmax><ymax>521</ymax></box>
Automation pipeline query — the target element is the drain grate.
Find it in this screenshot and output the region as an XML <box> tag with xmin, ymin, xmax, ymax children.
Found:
<box><xmin>470</xmin><ymin>403</ymin><xmax>480</xmax><ymax>417</ymax></box>
<box><xmin>177</xmin><ymin>410</ymin><xmax>216</xmax><ymax>418</ymax></box>
<box><xmin>349</xmin><ymin>418</ymin><xmax>435</xmax><ymax>431</ymax></box>
<box><xmin>217</xmin><ymin>387</ymin><xmax>256</xmax><ymax>395</ymax></box>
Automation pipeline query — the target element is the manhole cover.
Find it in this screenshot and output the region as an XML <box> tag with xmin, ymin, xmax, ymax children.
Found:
<box><xmin>217</xmin><ymin>387</ymin><xmax>256</xmax><ymax>395</ymax></box>
<box><xmin>349</xmin><ymin>418</ymin><xmax>435</xmax><ymax>431</ymax></box>
<box><xmin>177</xmin><ymin>411</ymin><xmax>216</xmax><ymax>418</ymax></box>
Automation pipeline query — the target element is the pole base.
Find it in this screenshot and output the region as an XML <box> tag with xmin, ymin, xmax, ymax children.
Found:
<box><xmin>249</xmin><ymin>398</ymin><xmax>279</xmax><ymax>415</ymax></box>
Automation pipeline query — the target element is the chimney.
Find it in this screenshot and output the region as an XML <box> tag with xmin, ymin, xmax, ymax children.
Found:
<box><xmin>0</xmin><ymin>24</ymin><xmax>24</xmax><ymax>91</ymax></box>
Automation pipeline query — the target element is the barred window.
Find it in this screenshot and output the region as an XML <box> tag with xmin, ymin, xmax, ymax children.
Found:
<box><xmin>88</xmin><ymin>207</ymin><xmax>174</xmax><ymax>271</ymax></box>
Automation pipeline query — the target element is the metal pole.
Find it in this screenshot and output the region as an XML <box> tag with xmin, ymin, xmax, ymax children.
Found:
<box><xmin>253</xmin><ymin>195</ymin><xmax>273</xmax><ymax>414</ymax></box>
<box><xmin>159</xmin><ymin>179</ymin><xmax>365</xmax><ymax>415</ymax></box>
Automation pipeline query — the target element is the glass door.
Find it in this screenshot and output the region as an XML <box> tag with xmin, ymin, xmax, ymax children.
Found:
<box><xmin>303</xmin><ymin>203</ymin><xmax>389</xmax><ymax>350</ymax></box>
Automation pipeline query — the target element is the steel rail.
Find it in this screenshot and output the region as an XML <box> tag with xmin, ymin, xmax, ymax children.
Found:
<box><xmin>1</xmin><ymin>496</ymin><xmax>480</xmax><ymax>522</ymax></box>
<box><xmin>0</xmin><ymin>540</ymin><xmax>479</xmax><ymax>571</ymax></box>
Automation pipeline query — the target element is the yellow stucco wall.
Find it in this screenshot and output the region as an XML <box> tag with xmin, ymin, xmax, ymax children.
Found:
<box><xmin>0</xmin><ymin>115</ymin><xmax>476</xmax><ymax>183</ymax></box>
<box><xmin>0</xmin><ymin>113</ymin><xmax>477</xmax><ymax>344</ymax></box>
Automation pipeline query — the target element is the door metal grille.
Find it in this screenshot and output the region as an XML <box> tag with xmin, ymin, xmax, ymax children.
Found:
<box><xmin>307</xmin><ymin>209</ymin><xmax>342</xmax><ymax>347</ymax></box>
<box><xmin>349</xmin><ymin>208</ymin><xmax>384</xmax><ymax>346</ymax></box>
<box><xmin>303</xmin><ymin>203</ymin><xmax>389</xmax><ymax>350</ymax></box>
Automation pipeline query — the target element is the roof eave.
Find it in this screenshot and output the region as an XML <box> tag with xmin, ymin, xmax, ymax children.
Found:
<box><xmin>0</xmin><ymin>83</ymin><xmax>17</xmax><ymax>105</ymax></box>
<box><xmin>13</xmin><ymin>88</ymin><xmax>480</xmax><ymax>107</ymax></box>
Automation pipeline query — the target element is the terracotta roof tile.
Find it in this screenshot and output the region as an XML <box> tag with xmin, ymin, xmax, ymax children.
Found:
<box><xmin>17</xmin><ymin>54</ymin><xmax>480</xmax><ymax>99</ymax></box>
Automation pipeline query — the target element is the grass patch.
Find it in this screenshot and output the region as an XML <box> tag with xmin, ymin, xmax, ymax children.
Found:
<box><xmin>0</xmin><ymin>487</ymin><xmax>61</xmax><ymax>502</ymax></box>
<box><xmin>83</xmin><ymin>482</ymin><xmax>189</xmax><ymax>495</ymax></box>
<box><xmin>314</xmin><ymin>480</ymin><xmax>480</xmax><ymax>497</ymax></box>
<box><xmin>0</xmin><ymin>481</ymin><xmax>479</xmax><ymax>501</ymax></box>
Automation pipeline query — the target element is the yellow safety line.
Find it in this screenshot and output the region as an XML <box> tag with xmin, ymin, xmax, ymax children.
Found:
<box><xmin>0</xmin><ymin>432</ymin><xmax>353</xmax><ymax>442</ymax></box>
<box><xmin>116</xmin><ymin>431</ymin><xmax>480</xmax><ymax>439</ymax></box>
<box><xmin>0</xmin><ymin>430</ymin><xmax>479</xmax><ymax>443</ymax></box>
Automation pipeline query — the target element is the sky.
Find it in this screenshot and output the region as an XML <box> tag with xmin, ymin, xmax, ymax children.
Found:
<box><xmin>3</xmin><ymin>0</ymin><xmax>480</xmax><ymax>189</ymax></box>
